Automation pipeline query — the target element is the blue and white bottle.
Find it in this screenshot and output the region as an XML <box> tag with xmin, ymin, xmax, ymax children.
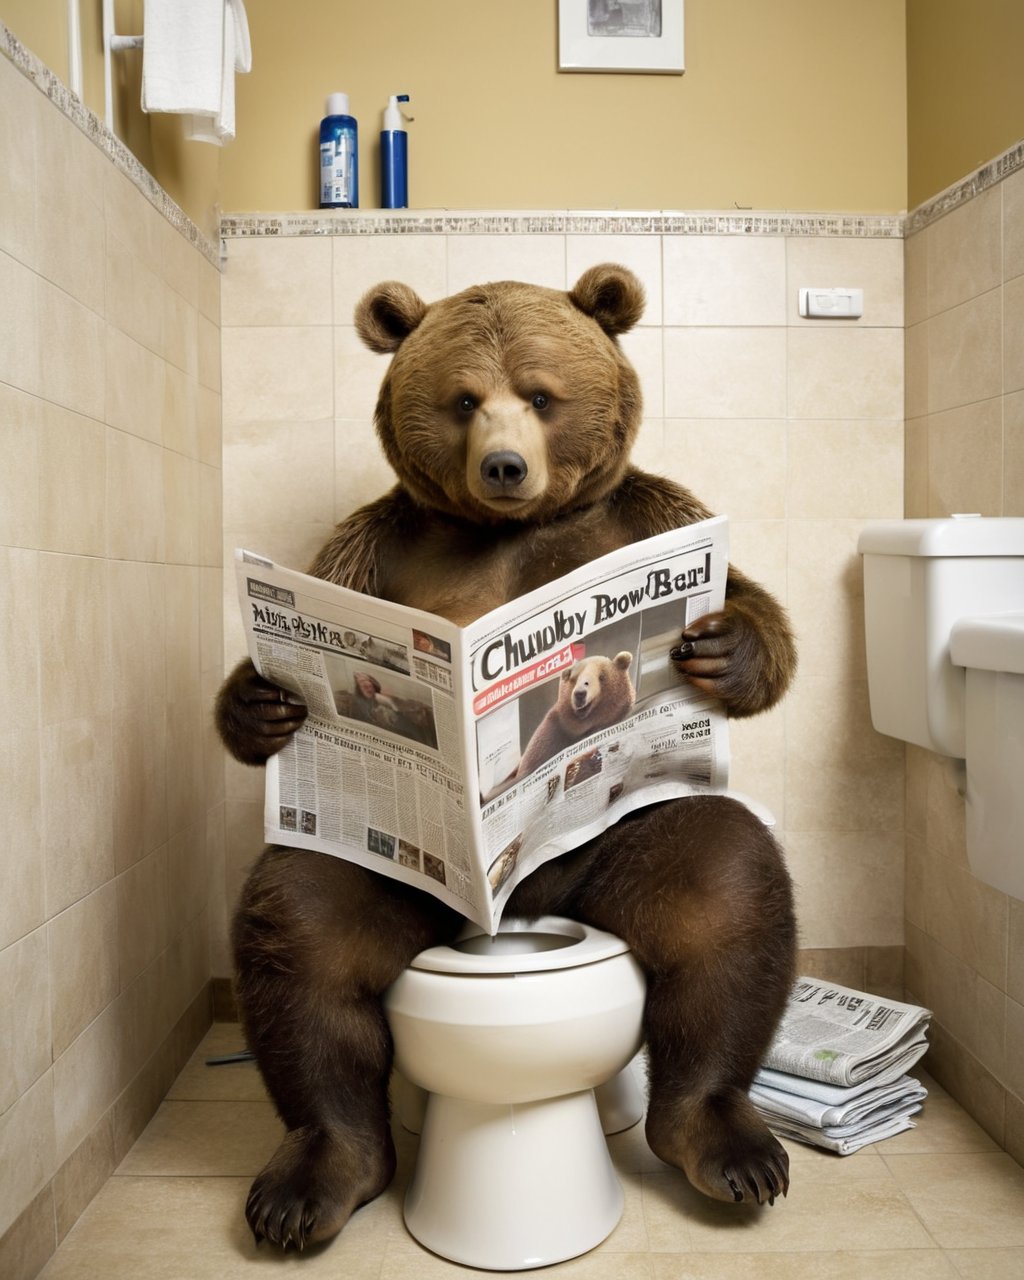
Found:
<box><xmin>320</xmin><ymin>92</ymin><xmax>358</xmax><ymax>208</ymax></box>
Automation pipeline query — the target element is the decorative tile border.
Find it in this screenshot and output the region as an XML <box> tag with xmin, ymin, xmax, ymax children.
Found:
<box><xmin>905</xmin><ymin>138</ymin><xmax>1024</xmax><ymax>237</ymax></box>
<box><xmin>219</xmin><ymin>209</ymin><xmax>905</xmax><ymax>240</ymax></box>
<box><xmin>0</xmin><ymin>19</ymin><xmax>220</xmax><ymax>267</ymax></box>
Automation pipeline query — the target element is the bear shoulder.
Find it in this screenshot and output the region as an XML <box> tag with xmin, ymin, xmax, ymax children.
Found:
<box><xmin>607</xmin><ymin>468</ymin><xmax>716</xmax><ymax>542</ymax></box>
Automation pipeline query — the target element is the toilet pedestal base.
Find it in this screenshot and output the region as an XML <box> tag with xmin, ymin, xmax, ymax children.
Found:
<box><xmin>403</xmin><ymin>1088</ymin><xmax>624</xmax><ymax>1270</ymax></box>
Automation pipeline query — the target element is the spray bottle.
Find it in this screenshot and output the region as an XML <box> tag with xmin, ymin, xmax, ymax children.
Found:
<box><xmin>320</xmin><ymin>93</ymin><xmax>358</xmax><ymax>209</ymax></box>
<box><xmin>380</xmin><ymin>94</ymin><xmax>412</xmax><ymax>209</ymax></box>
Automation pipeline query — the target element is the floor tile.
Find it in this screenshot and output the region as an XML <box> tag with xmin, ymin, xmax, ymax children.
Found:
<box><xmin>115</xmin><ymin>1099</ymin><xmax>282</xmax><ymax>1176</ymax></box>
<box><xmin>947</xmin><ymin>1248</ymin><xmax>1024</xmax><ymax>1278</ymax></box>
<box><xmin>650</xmin><ymin>1250</ymin><xmax>958</xmax><ymax>1279</ymax></box>
<box><xmin>881</xmin><ymin>1153</ymin><xmax>1024</xmax><ymax>1249</ymax></box>
<box><xmin>166</xmin><ymin>1023</ymin><xmax>268</xmax><ymax>1103</ymax></box>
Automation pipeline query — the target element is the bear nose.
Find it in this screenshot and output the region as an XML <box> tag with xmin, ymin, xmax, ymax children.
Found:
<box><xmin>481</xmin><ymin>451</ymin><xmax>528</xmax><ymax>492</ymax></box>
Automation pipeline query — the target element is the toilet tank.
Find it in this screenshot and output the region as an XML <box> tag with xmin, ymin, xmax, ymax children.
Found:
<box><xmin>857</xmin><ymin>518</ymin><xmax>1024</xmax><ymax>758</ymax></box>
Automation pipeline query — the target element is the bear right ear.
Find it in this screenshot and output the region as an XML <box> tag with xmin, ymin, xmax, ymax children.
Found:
<box><xmin>355</xmin><ymin>282</ymin><xmax>429</xmax><ymax>353</ymax></box>
<box><xmin>569</xmin><ymin>264</ymin><xmax>645</xmax><ymax>336</ymax></box>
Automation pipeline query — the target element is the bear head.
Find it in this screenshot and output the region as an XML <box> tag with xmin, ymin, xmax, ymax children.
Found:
<box><xmin>354</xmin><ymin>265</ymin><xmax>645</xmax><ymax>524</ymax></box>
<box><xmin>559</xmin><ymin>651</ymin><xmax>635</xmax><ymax>728</ymax></box>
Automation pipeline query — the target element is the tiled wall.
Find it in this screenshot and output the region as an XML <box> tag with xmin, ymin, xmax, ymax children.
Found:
<box><xmin>903</xmin><ymin>161</ymin><xmax>1024</xmax><ymax>1162</ymax></box>
<box><xmin>218</xmin><ymin>213</ymin><xmax>906</xmax><ymax>984</ymax></box>
<box><xmin>0</xmin><ymin>47</ymin><xmax>224</xmax><ymax>1267</ymax></box>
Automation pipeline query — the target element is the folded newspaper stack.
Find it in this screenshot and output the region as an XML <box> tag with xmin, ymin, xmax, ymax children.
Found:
<box><xmin>750</xmin><ymin>978</ymin><xmax>931</xmax><ymax>1155</ymax></box>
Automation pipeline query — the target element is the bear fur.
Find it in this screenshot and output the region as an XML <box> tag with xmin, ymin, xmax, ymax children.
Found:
<box><xmin>216</xmin><ymin>264</ymin><xmax>798</xmax><ymax>1251</ymax></box>
<box><xmin>512</xmin><ymin>651</ymin><xmax>635</xmax><ymax>782</ymax></box>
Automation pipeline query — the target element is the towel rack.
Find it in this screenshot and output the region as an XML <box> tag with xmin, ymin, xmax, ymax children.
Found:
<box><xmin>102</xmin><ymin>0</ymin><xmax>144</xmax><ymax>133</ymax></box>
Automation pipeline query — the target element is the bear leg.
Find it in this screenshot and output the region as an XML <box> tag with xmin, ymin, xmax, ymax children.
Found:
<box><xmin>232</xmin><ymin>847</ymin><xmax>461</xmax><ymax>1249</ymax></box>
<box><xmin>516</xmin><ymin>795</ymin><xmax>796</xmax><ymax>1207</ymax></box>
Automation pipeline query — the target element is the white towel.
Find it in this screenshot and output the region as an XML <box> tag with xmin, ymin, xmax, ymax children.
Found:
<box><xmin>142</xmin><ymin>0</ymin><xmax>252</xmax><ymax>145</ymax></box>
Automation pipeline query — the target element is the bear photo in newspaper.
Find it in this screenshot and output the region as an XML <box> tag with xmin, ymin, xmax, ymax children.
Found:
<box><xmin>215</xmin><ymin>265</ymin><xmax>798</xmax><ymax>1251</ymax></box>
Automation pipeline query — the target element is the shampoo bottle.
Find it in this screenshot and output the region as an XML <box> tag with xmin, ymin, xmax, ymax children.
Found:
<box><xmin>380</xmin><ymin>94</ymin><xmax>411</xmax><ymax>209</ymax></box>
<box><xmin>319</xmin><ymin>92</ymin><xmax>358</xmax><ymax>208</ymax></box>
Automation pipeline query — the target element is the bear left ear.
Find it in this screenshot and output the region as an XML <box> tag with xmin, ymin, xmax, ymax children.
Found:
<box><xmin>613</xmin><ymin>651</ymin><xmax>633</xmax><ymax>671</ymax></box>
<box><xmin>569</xmin><ymin>264</ymin><xmax>645</xmax><ymax>336</ymax></box>
<box><xmin>355</xmin><ymin>282</ymin><xmax>429</xmax><ymax>354</ymax></box>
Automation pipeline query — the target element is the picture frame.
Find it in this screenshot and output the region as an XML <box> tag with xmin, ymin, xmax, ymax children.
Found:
<box><xmin>558</xmin><ymin>1</ymin><xmax>684</xmax><ymax>75</ymax></box>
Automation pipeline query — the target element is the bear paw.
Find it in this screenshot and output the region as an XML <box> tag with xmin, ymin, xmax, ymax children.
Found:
<box><xmin>647</xmin><ymin>1087</ymin><xmax>789</xmax><ymax>1207</ymax></box>
<box><xmin>245</xmin><ymin>1124</ymin><xmax>395</xmax><ymax>1250</ymax></box>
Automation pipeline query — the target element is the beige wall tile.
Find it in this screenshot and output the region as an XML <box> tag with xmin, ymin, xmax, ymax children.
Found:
<box><xmin>665</xmin><ymin>235</ymin><xmax>786</xmax><ymax>326</ymax></box>
<box><xmin>0</xmin><ymin>726</ymin><xmax>45</xmax><ymax>953</ymax></box>
<box><xmin>162</xmin><ymin>285</ymin><xmax>198</xmax><ymax>379</ymax></box>
<box><xmin>620</xmin><ymin>325</ymin><xmax>663</xmax><ymax>417</ymax></box>
<box><xmin>42</xmin><ymin>716</ymin><xmax>115</xmax><ymax>917</ymax></box>
<box><xmin>1006</xmin><ymin>390</ymin><xmax>1024</xmax><ymax>514</ymax></box>
<box><xmin>728</xmin><ymin>706</ymin><xmax>786</xmax><ymax>829</ymax></box>
<box><xmin>446</xmin><ymin>233</ymin><xmax>567</xmax><ymax>294</ymax></box>
<box><xmin>223</xmin><ymin>237</ymin><xmax>332</xmax><ymax>326</ymax></box>
<box><xmin>630</xmin><ymin>416</ymin><xmax>666</xmax><ymax>475</ymax></box>
<box><xmin>786</xmin><ymin>519</ymin><xmax>868</xmax><ymax>680</ymax></box>
<box><xmin>117</xmin><ymin>846</ymin><xmax>171</xmax><ymax>987</ymax></box>
<box><xmin>222</xmin><ymin>419</ymin><xmax>335</xmax><ymax>525</ymax></box>
<box><xmin>162</xmin><ymin>364</ymin><xmax>199</xmax><ymax>459</ymax></box>
<box><xmin>904</xmin><ymin>415</ymin><xmax>928</xmax><ymax>517</ymax></box>
<box><xmin>784</xmin><ymin>676</ymin><xmax>903</xmax><ymax>833</ymax></box>
<box><xmin>52</xmin><ymin>1111</ymin><xmax>116</xmax><ymax>1244</ymax></box>
<box><xmin>0</xmin><ymin>547</ymin><xmax>41</xmax><ymax>726</ymax></box>
<box><xmin>199</xmin><ymin>462</ymin><xmax>222</xmax><ymax>567</ymax></box>
<box><xmin>567</xmin><ymin>234</ymin><xmax>663</xmax><ymax>324</ymax></box>
<box><xmin>1005</xmin><ymin>167</ymin><xmax>1024</xmax><ymax>283</ymax></box>
<box><xmin>335</xmin><ymin>326</ymin><xmax>394</xmax><ymax>421</ymax></box>
<box><xmin>0</xmin><ymin>1073</ymin><xmax>56</xmax><ymax>1239</ymax></box>
<box><xmin>664</xmin><ymin>326</ymin><xmax>786</xmax><ymax>418</ymax></box>
<box><xmin>37</xmin><ymin>404</ymin><xmax>107</xmax><ymax>556</ymax></box>
<box><xmin>334</xmin><ymin>418</ymin><xmax>398</xmax><ymax>519</ymax></box>
<box><xmin>904</xmin><ymin>319</ymin><xmax>928</xmax><ymax>420</ymax></box>
<box><xmin>48</xmin><ymin>884</ymin><xmax>119</xmax><ymax>1058</ymax></box>
<box><xmin>333</xmin><ymin>233</ymin><xmax>448</xmax><ymax>324</ymax></box>
<box><xmin>52</xmin><ymin>1002</ymin><xmax>122</xmax><ymax>1166</ymax></box>
<box><xmin>197</xmin><ymin>313</ymin><xmax>221</xmax><ymax>393</ymax></box>
<box><xmin>923</xmin><ymin>854</ymin><xmax>1009</xmax><ymax>991</ymax></box>
<box><xmin>105</xmin><ymin>326</ymin><xmax>165</xmax><ymax>444</ymax></box>
<box><xmin>198</xmin><ymin>258</ymin><xmax>221</xmax><ymax>325</ymax></box>
<box><xmin>659</xmin><ymin>419</ymin><xmax>786</xmax><ymax>519</ymax></box>
<box><xmin>221</xmin><ymin>326</ymin><xmax>332</xmax><ymax>425</ymax></box>
<box><xmin>197</xmin><ymin>386</ymin><xmax>222</xmax><ymax>467</ymax></box>
<box><xmin>1004</xmin><ymin>273</ymin><xmax>1024</xmax><ymax>394</ymax></box>
<box><xmin>788</xmin><ymin>326</ymin><xmax>903</xmax><ymax>420</ymax></box>
<box><xmin>1009</xmin><ymin>899</ymin><xmax>1024</xmax><ymax>1005</ymax></box>
<box><xmin>786</xmin><ymin>831</ymin><xmax>905</xmax><ymax>948</ymax></box>
<box><xmin>0</xmin><ymin>927</ymin><xmax>51</xmax><ymax>1113</ymax></box>
<box><xmin>927</xmin><ymin>187</ymin><xmax>1002</xmax><ymax>316</ymax></box>
<box><xmin>165</xmin><ymin>696</ymin><xmax>206</xmax><ymax>842</ymax></box>
<box><xmin>904</xmin><ymin>229</ymin><xmax>929</xmax><ymax>327</ymax></box>
<box><xmin>0</xmin><ymin>55</ymin><xmax>38</xmax><ymax>268</ymax></box>
<box><xmin>104</xmin><ymin>237</ymin><xmax>164</xmax><ymax>357</ymax></box>
<box><xmin>0</xmin><ymin>249</ymin><xmax>40</xmax><ymax>396</ymax></box>
<box><xmin>1006</xmin><ymin>998</ymin><xmax>1024</xmax><ymax>1100</ymax></box>
<box><xmin>787</xmin><ymin>236</ymin><xmax>904</xmax><ymax>328</ymax></box>
<box><xmin>106</xmin><ymin>429</ymin><xmax>166</xmax><ymax>562</ymax></box>
<box><xmin>788</xmin><ymin>420</ymin><xmax>903</xmax><ymax>519</ymax></box>
<box><xmin>163</xmin><ymin>451</ymin><xmax>202</xmax><ymax>566</ymax></box>
<box><xmin>34</xmin><ymin>114</ymin><xmax>105</xmax><ymax>317</ymax></box>
<box><xmin>0</xmin><ymin>385</ymin><xmax>41</xmax><ymax>549</ymax></box>
<box><xmin>925</xmin><ymin>751</ymin><xmax>969</xmax><ymax>867</ymax></box>
<box><xmin>927</xmin><ymin>399</ymin><xmax>1003</xmax><ymax>517</ymax></box>
<box><xmin>37</xmin><ymin>553</ymin><xmax>111</xmax><ymax>725</ymax></box>
<box><xmin>156</xmin><ymin>220</ymin><xmax>200</xmax><ymax>311</ymax></box>
<box><xmin>927</xmin><ymin>289</ymin><xmax>1002</xmax><ymax>413</ymax></box>
<box><xmin>34</xmin><ymin>279</ymin><xmax>105</xmax><ymax>419</ymax></box>
<box><xmin>112</xmin><ymin>701</ymin><xmax>169</xmax><ymax>874</ymax></box>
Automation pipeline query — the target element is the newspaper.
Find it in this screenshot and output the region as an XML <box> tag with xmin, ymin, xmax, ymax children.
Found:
<box><xmin>750</xmin><ymin>1073</ymin><xmax>928</xmax><ymax>1155</ymax></box>
<box><xmin>760</xmin><ymin>979</ymin><xmax>932</xmax><ymax>1087</ymax></box>
<box><xmin>233</xmin><ymin>516</ymin><xmax>730</xmax><ymax>931</ymax></box>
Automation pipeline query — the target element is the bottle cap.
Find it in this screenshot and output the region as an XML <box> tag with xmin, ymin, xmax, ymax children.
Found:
<box><xmin>383</xmin><ymin>94</ymin><xmax>411</xmax><ymax>131</ymax></box>
<box><xmin>325</xmin><ymin>92</ymin><xmax>350</xmax><ymax>117</ymax></box>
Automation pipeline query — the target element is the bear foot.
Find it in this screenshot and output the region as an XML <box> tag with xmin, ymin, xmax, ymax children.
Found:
<box><xmin>646</xmin><ymin>1087</ymin><xmax>789</xmax><ymax>1207</ymax></box>
<box><xmin>245</xmin><ymin>1124</ymin><xmax>396</xmax><ymax>1250</ymax></box>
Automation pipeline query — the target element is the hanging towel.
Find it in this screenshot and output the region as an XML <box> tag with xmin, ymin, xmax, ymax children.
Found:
<box><xmin>142</xmin><ymin>0</ymin><xmax>252</xmax><ymax>145</ymax></box>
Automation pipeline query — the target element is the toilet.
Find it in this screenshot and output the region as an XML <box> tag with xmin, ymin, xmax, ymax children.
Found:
<box><xmin>383</xmin><ymin>790</ymin><xmax>775</xmax><ymax>1271</ymax></box>
<box><xmin>384</xmin><ymin>914</ymin><xmax>646</xmax><ymax>1271</ymax></box>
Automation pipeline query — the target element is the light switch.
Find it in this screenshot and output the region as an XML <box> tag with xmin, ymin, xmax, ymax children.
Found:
<box><xmin>799</xmin><ymin>287</ymin><xmax>864</xmax><ymax>318</ymax></box>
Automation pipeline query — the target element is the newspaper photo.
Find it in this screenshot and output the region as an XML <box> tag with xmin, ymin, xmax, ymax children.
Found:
<box><xmin>233</xmin><ymin>515</ymin><xmax>730</xmax><ymax>931</ymax></box>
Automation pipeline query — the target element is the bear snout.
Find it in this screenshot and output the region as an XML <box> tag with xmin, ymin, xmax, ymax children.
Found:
<box><xmin>481</xmin><ymin>450</ymin><xmax>529</xmax><ymax>492</ymax></box>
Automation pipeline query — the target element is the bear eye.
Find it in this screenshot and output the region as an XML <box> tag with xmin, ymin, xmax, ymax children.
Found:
<box><xmin>456</xmin><ymin>394</ymin><xmax>477</xmax><ymax>415</ymax></box>
<box><xmin>531</xmin><ymin>392</ymin><xmax>550</xmax><ymax>411</ymax></box>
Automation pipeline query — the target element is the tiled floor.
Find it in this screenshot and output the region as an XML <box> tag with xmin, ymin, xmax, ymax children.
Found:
<box><xmin>40</xmin><ymin>1023</ymin><xmax>1024</xmax><ymax>1279</ymax></box>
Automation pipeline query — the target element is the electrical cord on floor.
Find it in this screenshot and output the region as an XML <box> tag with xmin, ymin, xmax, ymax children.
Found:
<box><xmin>205</xmin><ymin>1050</ymin><xmax>256</xmax><ymax>1065</ymax></box>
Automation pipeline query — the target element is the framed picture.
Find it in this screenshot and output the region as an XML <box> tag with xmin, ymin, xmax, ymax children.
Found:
<box><xmin>558</xmin><ymin>1</ymin><xmax>684</xmax><ymax>75</ymax></box>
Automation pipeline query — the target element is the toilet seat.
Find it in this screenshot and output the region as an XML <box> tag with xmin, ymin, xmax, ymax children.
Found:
<box><xmin>408</xmin><ymin>915</ymin><xmax>630</xmax><ymax>975</ymax></box>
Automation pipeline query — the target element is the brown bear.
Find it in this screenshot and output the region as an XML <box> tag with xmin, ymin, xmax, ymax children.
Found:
<box><xmin>216</xmin><ymin>264</ymin><xmax>798</xmax><ymax>1252</ymax></box>
<box><xmin>509</xmin><ymin>650</ymin><xmax>635</xmax><ymax>784</ymax></box>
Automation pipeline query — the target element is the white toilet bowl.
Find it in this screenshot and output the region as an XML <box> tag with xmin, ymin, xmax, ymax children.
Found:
<box><xmin>384</xmin><ymin>915</ymin><xmax>647</xmax><ymax>1271</ymax></box>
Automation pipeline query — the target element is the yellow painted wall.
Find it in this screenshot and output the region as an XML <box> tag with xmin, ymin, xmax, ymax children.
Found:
<box><xmin>223</xmin><ymin>0</ymin><xmax>907</xmax><ymax>213</ymax></box>
<box><xmin>906</xmin><ymin>0</ymin><xmax>1024</xmax><ymax>208</ymax></box>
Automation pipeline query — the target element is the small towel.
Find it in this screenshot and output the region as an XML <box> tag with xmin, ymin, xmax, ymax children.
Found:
<box><xmin>142</xmin><ymin>0</ymin><xmax>251</xmax><ymax>145</ymax></box>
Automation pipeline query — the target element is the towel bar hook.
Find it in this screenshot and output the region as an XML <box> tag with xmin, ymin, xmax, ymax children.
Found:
<box><xmin>102</xmin><ymin>0</ymin><xmax>143</xmax><ymax>133</ymax></box>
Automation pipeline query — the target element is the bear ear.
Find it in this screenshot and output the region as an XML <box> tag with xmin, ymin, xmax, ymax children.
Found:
<box><xmin>355</xmin><ymin>282</ymin><xmax>429</xmax><ymax>354</ymax></box>
<box><xmin>569</xmin><ymin>264</ymin><xmax>646</xmax><ymax>336</ymax></box>
<box><xmin>613</xmin><ymin>651</ymin><xmax>633</xmax><ymax>671</ymax></box>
